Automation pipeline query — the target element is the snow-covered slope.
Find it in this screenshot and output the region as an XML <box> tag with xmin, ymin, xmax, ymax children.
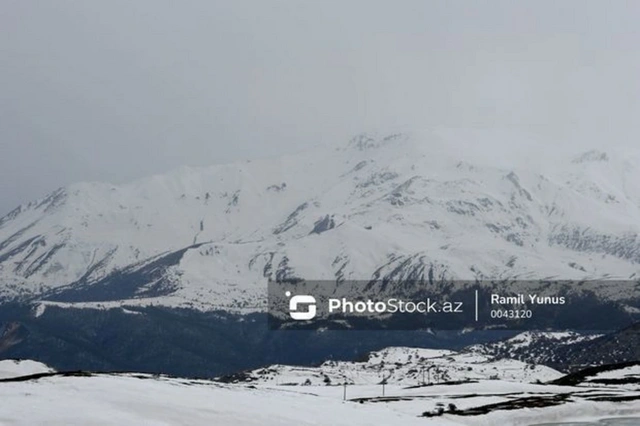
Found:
<box><xmin>0</xmin><ymin>362</ymin><xmax>637</xmax><ymax>425</ymax></box>
<box><xmin>466</xmin><ymin>331</ymin><xmax>602</xmax><ymax>368</ymax></box>
<box><xmin>220</xmin><ymin>345</ymin><xmax>561</xmax><ymax>386</ymax></box>
<box><xmin>585</xmin><ymin>363</ymin><xmax>640</xmax><ymax>385</ymax></box>
<box><xmin>0</xmin><ymin>359</ymin><xmax>53</xmax><ymax>379</ymax></box>
<box><xmin>2</xmin><ymin>132</ymin><xmax>640</xmax><ymax>309</ymax></box>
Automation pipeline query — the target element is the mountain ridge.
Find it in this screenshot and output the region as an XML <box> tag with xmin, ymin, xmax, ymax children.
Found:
<box><xmin>2</xmin><ymin>132</ymin><xmax>640</xmax><ymax>311</ymax></box>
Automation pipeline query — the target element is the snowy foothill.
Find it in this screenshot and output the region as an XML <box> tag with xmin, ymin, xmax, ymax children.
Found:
<box><xmin>230</xmin><ymin>346</ymin><xmax>562</xmax><ymax>387</ymax></box>
<box><xmin>0</xmin><ymin>359</ymin><xmax>53</xmax><ymax>379</ymax></box>
<box><xmin>0</xmin><ymin>365</ymin><xmax>638</xmax><ymax>425</ymax></box>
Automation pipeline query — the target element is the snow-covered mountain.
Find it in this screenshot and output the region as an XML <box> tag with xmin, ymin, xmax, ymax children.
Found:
<box><xmin>2</xmin><ymin>131</ymin><xmax>640</xmax><ymax>310</ymax></box>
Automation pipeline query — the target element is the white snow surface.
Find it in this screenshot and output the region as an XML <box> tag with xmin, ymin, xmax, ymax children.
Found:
<box><xmin>0</xmin><ymin>367</ymin><xmax>638</xmax><ymax>425</ymax></box>
<box><xmin>589</xmin><ymin>365</ymin><xmax>640</xmax><ymax>381</ymax></box>
<box><xmin>0</xmin><ymin>353</ymin><xmax>638</xmax><ymax>425</ymax></box>
<box><xmin>0</xmin><ymin>359</ymin><xmax>53</xmax><ymax>379</ymax></box>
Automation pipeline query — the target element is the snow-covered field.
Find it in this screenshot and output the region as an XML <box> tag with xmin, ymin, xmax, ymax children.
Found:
<box><xmin>0</xmin><ymin>360</ymin><xmax>52</xmax><ymax>379</ymax></box>
<box><xmin>1</xmin><ymin>348</ymin><xmax>638</xmax><ymax>426</ymax></box>
<box><xmin>0</xmin><ymin>370</ymin><xmax>638</xmax><ymax>425</ymax></box>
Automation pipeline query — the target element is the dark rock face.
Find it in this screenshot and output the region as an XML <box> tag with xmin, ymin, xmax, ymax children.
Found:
<box><xmin>273</xmin><ymin>202</ymin><xmax>308</xmax><ymax>235</ymax></box>
<box><xmin>310</xmin><ymin>215</ymin><xmax>335</xmax><ymax>234</ymax></box>
<box><xmin>549</xmin><ymin>225</ymin><xmax>640</xmax><ymax>264</ymax></box>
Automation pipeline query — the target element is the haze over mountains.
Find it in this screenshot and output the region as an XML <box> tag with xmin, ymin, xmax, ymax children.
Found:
<box><xmin>1</xmin><ymin>131</ymin><xmax>640</xmax><ymax>311</ymax></box>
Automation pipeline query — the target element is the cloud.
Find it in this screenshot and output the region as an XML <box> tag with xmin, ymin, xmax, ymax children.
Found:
<box><xmin>2</xmin><ymin>1</ymin><xmax>640</xmax><ymax>214</ymax></box>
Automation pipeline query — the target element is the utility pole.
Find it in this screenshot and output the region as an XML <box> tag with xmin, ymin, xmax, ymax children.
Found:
<box><xmin>380</xmin><ymin>375</ymin><xmax>389</xmax><ymax>397</ymax></box>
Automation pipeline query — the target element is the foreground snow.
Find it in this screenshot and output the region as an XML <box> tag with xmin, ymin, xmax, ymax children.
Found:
<box><xmin>0</xmin><ymin>359</ymin><xmax>53</xmax><ymax>379</ymax></box>
<box><xmin>0</xmin><ymin>371</ymin><xmax>638</xmax><ymax>426</ymax></box>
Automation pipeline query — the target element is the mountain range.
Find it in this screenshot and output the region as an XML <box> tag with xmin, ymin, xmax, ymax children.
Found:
<box><xmin>2</xmin><ymin>131</ymin><xmax>640</xmax><ymax>376</ymax></box>
<box><xmin>2</xmin><ymin>131</ymin><xmax>640</xmax><ymax>311</ymax></box>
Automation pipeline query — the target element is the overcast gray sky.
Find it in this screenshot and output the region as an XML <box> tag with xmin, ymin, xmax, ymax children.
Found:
<box><xmin>2</xmin><ymin>1</ymin><xmax>640</xmax><ymax>215</ymax></box>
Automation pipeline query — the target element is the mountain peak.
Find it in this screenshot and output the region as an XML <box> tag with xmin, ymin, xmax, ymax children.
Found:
<box><xmin>572</xmin><ymin>150</ymin><xmax>610</xmax><ymax>164</ymax></box>
<box><xmin>345</xmin><ymin>132</ymin><xmax>409</xmax><ymax>152</ymax></box>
